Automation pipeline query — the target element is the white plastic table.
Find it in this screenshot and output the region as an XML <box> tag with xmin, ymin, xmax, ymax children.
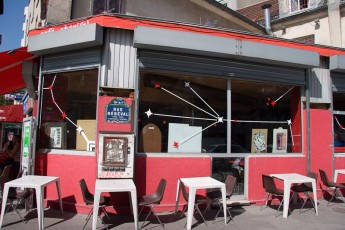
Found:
<box><xmin>92</xmin><ymin>179</ymin><xmax>138</xmax><ymax>230</ymax></box>
<box><xmin>334</xmin><ymin>169</ymin><xmax>345</xmax><ymax>182</ymax></box>
<box><xmin>0</xmin><ymin>175</ymin><xmax>63</xmax><ymax>230</ymax></box>
<box><xmin>175</xmin><ymin>177</ymin><xmax>227</xmax><ymax>229</ymax></box>
<box><xmin>270</xmin><ymin>173</ymin><xmax>318</xmax><ymax>218</ymax></box>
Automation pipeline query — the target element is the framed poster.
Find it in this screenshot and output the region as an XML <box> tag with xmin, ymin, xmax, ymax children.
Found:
<box><xmin>102</xmin><ymin>136</ymin><xmax>128</xmax><ymax>166</ymax></box>
<box><xmin>98</xmin><ymin>133</ymin><xmax>135</xmax><ymax>178</ymax></box>
<box><xmin>42</xmin><ymin>122</ymin><xmax>67</xmax><ymax>149</ymax></box>
<box><xmin>272</xmin><ymin>128</ymin><xmax>288</xmax><ymax>153</ymax></box>
<box><xmin>251</xmin><ymin>129</ymin><xmax>268</xmax><ymax>153</ymax></box>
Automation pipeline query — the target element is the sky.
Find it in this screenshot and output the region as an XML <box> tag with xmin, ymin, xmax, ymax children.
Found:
<box><xmin>0</xmin><ymin>0</ymin><xmax>28</xmax><ymax>52</ymax></box>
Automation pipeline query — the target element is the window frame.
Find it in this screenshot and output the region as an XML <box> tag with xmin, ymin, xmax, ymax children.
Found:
<box><xmin>136</xmin><ymin>70</ymin><xmax>304</xmax><ymax>157</ymax></box>
<box><xmin>37</xmin><ymin>67</ymin><xmax>100</xmax><ymax>155</ymax></box>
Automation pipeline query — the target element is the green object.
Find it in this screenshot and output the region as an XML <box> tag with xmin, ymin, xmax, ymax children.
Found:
<box><xmin>23</xmin><ymin>126</ymin><xmax>30</xmax><ymax>157</ymax></box>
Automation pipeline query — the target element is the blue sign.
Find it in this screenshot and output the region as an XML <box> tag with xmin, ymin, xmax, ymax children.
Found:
<box><xmin>105</xmin><ymin>98</ymin><xmax>131</xmax><ymax>123</ymax></box>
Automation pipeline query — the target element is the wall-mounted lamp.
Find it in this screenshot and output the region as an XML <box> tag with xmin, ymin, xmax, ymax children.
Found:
<box><xmin>314</xmin><ymin>18</ymin><xmax>320</xmax><ymax>30</ymax></box>
<box><xmin>282</xmin><ymin>26</ymin><xmax>286</xmax><ymax>35</ymax></box>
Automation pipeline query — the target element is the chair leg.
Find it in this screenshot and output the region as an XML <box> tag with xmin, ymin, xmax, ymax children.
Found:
<box><xmin>5</xmin><ymin>199</ymin><xmax>24</xmax><ymax>222</ymax></box>
<box><xmin>180</xmin><ymin>204</ymin><xmax>187</xmax><ymax>218</ymax></box>
<box><xmin>85</xmin><ymin>207</ymin><xmax>93</xmax><ymax>221</ymax></box>
<box><xmin>140</xmin><ymin>206</ymin><xmax>152</xmax><ymax>229</ymax></box>
<box><xmin>327</xmin><ymin>188</ymin><xmax>343</xmax><ymax>206</ymax></box>
<box><xmin>274</xmin><ymin>197</ymin><xmax>289</xmax><ymax>218</ymax></box>
<box><xmin>100</xmin><ymin>206</ymin><xmax>110</xmax><ymax>221</ymax></box>
<box><xmin>299</xmin><ymin>192</ymin><xmax>316</xmax><ymax>214</ymax></box>
<box><xmin>203</xmin><ymin>198</ymin><xmax>212</xmax><ymax>215</ymax></box>
<box><xmin>260</xmin><ymin>193</ymin><xmax>270</xmax><ymax>210</ymax></box>
<box><xmin>83</xmin><ymin>208</ymin><xmax>93</xmax><ymax>230</ymax></box>
<box><xmin>194</xmin><ymin>204</ymin><xmax>207</xmax><ymax>227</ymax></box>
<box><xmin>213</xmin><ymin>201</ymin><xmax>233</xmax><ymax>223</ymax></box>
<box><xmin>149</xmin><ymin>205</ymin><xmax>164</xmax><ymax>229</ymax></box>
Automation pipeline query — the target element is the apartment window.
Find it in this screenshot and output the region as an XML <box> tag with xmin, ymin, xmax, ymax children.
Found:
<box><xmin>93</xmin><ymin>0</ymin><xmax>123</xmax><ymax>15</ymax></box>
<box><xmin>290</xmin><ymin>0</ymin><xmax>308</xmax><ymax>12</ymax></box>
<box><xmin>39</xmin><ymin>69</ymin><xmax>98</xmax><ymax>151</ymax></box>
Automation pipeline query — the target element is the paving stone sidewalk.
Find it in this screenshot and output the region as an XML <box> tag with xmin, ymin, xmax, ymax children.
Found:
<box><xmin>0</xmin><ymin>199</ymin><xmax>345</xmax><ymax>230</ymax></box>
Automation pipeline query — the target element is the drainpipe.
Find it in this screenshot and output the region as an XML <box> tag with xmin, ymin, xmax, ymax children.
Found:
<box><xmin>261</xmin><ymin>4</ymin><xmax>273</xmax><ymax>35</ymax></box>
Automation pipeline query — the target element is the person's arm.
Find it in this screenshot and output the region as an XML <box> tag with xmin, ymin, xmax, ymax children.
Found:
<box><xmin>7</xmin><ymin>142</ymin><xmax>19</xmax><ymax>158</ymax></box>
<box><xmin>1</xmin><ymin>141</ymin><xmax>9</xmax><ymax>152</ymax></box>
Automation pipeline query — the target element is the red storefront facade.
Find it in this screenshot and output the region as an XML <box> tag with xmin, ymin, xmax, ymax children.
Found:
<box><xmin>23</xmin><ymin>15</ymin><xmax>345</xmax><ymax>214</ymax></box>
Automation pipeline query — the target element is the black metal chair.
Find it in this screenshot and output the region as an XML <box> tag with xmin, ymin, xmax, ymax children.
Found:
<box><xmin>261</xmin><ymin>174</ymin><xmax>288</xmax><ymax>217</ymax></box>
<box><xmin>179</xmin><ymin>179</ymin><xmax>208</xmax><ymax>227</ymax></box>
<box><xmin>205</xmin><ymin>175</ymin><xmax>236</xmax><ymax>222</ymax></box>
<box><xmin>232</xmin><ymin>168</ymin><xmax>244</xmax><ymax>193</ymax></box>
<box><xmin>290</xmin><ymin>171</ymin><xmax>318</xmax><ymax>213</ymax></box>
<box><xmin>319</xmin><ymin>169</ymin><xmax>345</xmax><ymax>206</ymax></box>
<box><xmin>1</xmin><ymin>165</ymin><xmax>12</xmax><ymax>182</ymax></box>
<box><xmin>138</xmin><ymin>178</ymin><xmax>167</xmax><ymax>229</ymax></box>
<box><xmin>79</xmin><ymin>178</ymin><xmax>110</xmax><ymax>230</ymax></box>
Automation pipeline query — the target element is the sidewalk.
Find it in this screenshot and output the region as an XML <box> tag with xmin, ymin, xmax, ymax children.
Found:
<box><xmin>0</xmin><ymin>199</ymin><xmax>345</xmax><ymax>230</ymax></box>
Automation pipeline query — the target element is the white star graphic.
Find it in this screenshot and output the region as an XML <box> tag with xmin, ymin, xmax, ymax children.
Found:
<box><xmin>145</xmin><ymin>109</ymin><xmax>153</xmax><ymax>118</ymax></box>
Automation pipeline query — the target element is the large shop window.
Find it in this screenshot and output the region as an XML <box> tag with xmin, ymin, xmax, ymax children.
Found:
<box><xmin>138</xmin><ymin>72</ymin><xmax>302</xmax><ymax>154</ymax></box>
<box><xmin>333</xmin><ymin>93</ymin><xmax>345</xmax><ymax>153</ymax></box>
<box><xmin>139</xmin><ymin>73</ymin><xmax>227</xmax><ymax>153</ymax></box>
<box><xmin>231</xmin><ymin>80</ymin><xmax>301</xmax><ymax>154</ymax></box>
<box><xmin>39</xmin><ymin>69</ymin><xmax>98</xmax><ymax>151</ymax></box>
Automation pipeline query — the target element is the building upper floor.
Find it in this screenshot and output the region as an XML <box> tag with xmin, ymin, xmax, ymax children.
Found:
<box><xmin>22</xmin><ymin>0</ymin><xmax>264</xmax><ymax>47</ymax></box>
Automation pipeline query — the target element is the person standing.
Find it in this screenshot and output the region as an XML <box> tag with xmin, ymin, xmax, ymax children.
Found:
<box><xmin>0</xmin><ymin>133</ymin><xmax>20</xmax><ymax>170</ymax></box>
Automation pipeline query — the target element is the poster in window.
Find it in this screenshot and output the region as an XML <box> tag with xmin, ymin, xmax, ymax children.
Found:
<box><xmin>42</xmin><ymin>122</ymin><xmax>67</xmax><ymax>149</ymax></box>
<box><xmin>272</xmin><ymin>127</ymin><xmax>288</xmax><ymax>153</ymax></box>
<box><xmin>251</xmin><ymin>129</ymin><xmax>268</xmax><ymax>153</ymax></box>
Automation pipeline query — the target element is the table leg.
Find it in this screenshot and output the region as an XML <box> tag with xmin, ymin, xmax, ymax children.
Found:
<box><xmin>0</xmin><ymin>184</ymin><xmax>10</xmax><ymax>227</ymax></box>
<box><xmin>130</xmin><ymin>190</ymin><xmax>138</xmax><ymax>230</ymax></box>
<box><xmin>92</xmin><ymin>192</ymin><xmax>100</xmax><ymax>230</ymax></box>
<box><xmin>311</xmin><ymin>180</ymin><xmax>318</xmax><ymax>216</ymax></box>
<box><xmin>174</xmin><ymin>180</ymin><xmax>181</xmax><ymax>214</ymax></box>
<box><xmin>282</xmin><ymin>181</ymin><xmax>290</xmax><ymax>218</ymax></box>
<box><xmin>36</xmin><ymin>188</ymin><xmax>44</xmax><ymax>229</ymax></box>
<box><xmin>186</xmin><ymin>188</ymin><xmax>196</xmax><ymax>230</ymax></box>
<box><xmin>55</xmin><ymin>180</ymin><xmax>63</xmax><ymax>214</ymax></box>
<box><xmin>220</xmin><ymin>185</ymin><xmax>227</xmax><ymax>225</ymax></box>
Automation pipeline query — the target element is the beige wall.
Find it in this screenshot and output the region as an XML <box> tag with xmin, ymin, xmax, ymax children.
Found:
<box><xmin>273</xmin><ymin>17</ymin><xmax>339</xmax><ymax>47</ymax></box>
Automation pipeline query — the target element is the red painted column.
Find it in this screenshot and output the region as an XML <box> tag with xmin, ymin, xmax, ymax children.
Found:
<box><xmin>309</xmin><ymin>108</ymin><xmax>333</xmax><ymax>196</ymax></box>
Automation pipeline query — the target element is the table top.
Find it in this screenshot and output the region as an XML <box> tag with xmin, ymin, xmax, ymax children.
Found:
<box><xmin>5</xmin><ymin>175</ymin><xmax>59</xmax><ymax>188</ymax></box>
<box><xmin>270</xmin><ymin>173</ymin><xmax>315</xmax><ymax>183</ymax></box>
<box><xmin>180</xmin><ymin>177</ymin><xmax>224</xmax><ymax>189</ymax></box>
<box><xmin>95</xmin><ymin>179</ymin><xmax>136</xmax><ymax>193</ymax></box>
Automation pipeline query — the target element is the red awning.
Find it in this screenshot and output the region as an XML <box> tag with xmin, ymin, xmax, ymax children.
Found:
<box><xmin>0</xmin><ymin>47</ymin><xmax>35</xmax><ymax>95</ymax></box>
<box><xmin>0</xmin><ymin>105</ymin><xmax>24</xmax><ymax>123</ymax></box>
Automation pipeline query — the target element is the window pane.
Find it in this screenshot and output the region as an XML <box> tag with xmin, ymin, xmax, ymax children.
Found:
<box><xmin>39</xmin><ymin>69</ymin><xmax>98</xmax><ymax>150</ymax></box>
<box><xmin>212</xmin><ymin>157</ymin><xmax>245</xmax><ymax>195</ymax></box>
<box><xmin>138</xmin><ymin>72</ymin><xmax>227</xmax><ymax>153</ymax></box>
<box><xmin>231</xmin><ymin>80</ymin><xmax>301</xmax><ymax>153</ymax></box>
<box><xmin>333</xmin><ymin>93</ymin><xmax>345</xmax><ymax>152</ymax></box>
<box><xmin>93</xmin><ymin>0</ymin><xmax>122</xmax><ymax>14</ymax></box>
<box><xmin>93</xmin><ymin>0</ymin><xmax>106</xmax><ymax>15</ymax></box>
